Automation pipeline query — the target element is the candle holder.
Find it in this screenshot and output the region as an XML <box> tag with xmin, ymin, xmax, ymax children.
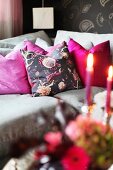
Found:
<box><xmin>102</xmin><ymin>112</ymin><xmax>111</xmax><ymax>125</ymax></box>
<box><xmin>81</xmin><ymin>103</ymin><xmax>95</xmax><ymax>118</ymax></box>
<box><xmin>102</xmin><ymin>109</ymin><xmax>112</xmax><ymax>125</ymax></box>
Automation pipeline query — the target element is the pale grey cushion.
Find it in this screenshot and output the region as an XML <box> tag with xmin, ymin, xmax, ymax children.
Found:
<box><xmin>0</xmin><ymin>43</ymin><xmax>15</xmax><ymax>49</ymax></box>
<box><xmin>54</xmin><ymin>30</ymin><xmax>93</xmax><ymax>50</ymax></box>
<box><xmin>14</xmin><ymin>37</ymin><xmax>52</xmax><ymax>51</ymax></box>
<box><xmin>13</xmin><ymin>39</ymin><xmax>28</xmax><ymax>51</ymax></box>
<box><xmin>0</xmin><ymin>30</ymin><xmax>52</xmax><ymax>46</ymax></box>
<box><xmin>35</xmin><ymin>37</ymin><xmax>51</xmax><ymax>50</ymax></box>
<box><xmin>0</xmin><ymin>48</ymin><xmax>12</xmax><ymax>56</ymax></box>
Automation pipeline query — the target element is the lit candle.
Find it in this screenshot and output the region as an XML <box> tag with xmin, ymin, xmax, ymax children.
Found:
<box><xmin>85</xmin><ymin>53</ymin><xmax>94</xmax><ymax>106</ymax></box>
<box><xmin>105</xmin><ymin>65</ymin><xmax>113</xmax><ymax>114</ymax></box>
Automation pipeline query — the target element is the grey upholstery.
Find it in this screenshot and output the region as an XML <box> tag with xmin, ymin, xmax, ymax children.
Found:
<box><xmin>0</xmin><ymin>87</ymin><xmax>104</xmax><ymax>158</ymax></box>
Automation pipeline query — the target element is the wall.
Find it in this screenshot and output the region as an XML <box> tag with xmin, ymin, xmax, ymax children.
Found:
<box><xmin>62</xmin><ymin>0</ymin><xmax>113</xmax><ymax>33</ymax></box>
<box><xmin>23</xmin><ymin>0</ymin><xmax>113</xmax><ymax>37</ymax></box>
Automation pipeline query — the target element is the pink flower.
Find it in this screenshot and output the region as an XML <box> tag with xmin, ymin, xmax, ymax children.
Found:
<box><xmin>44</xmin><ymin>131</ymin><xmax>62</xmax><ymax>152</ymax></box>
<box><xmin>65</xmin><ymin>120</ymin><xmax>82</xmax><ymax>141</ymax></box>
<box><xmin>76</xmin><ymin>115</ymin><xmax>89</xmax><ymax>125</ymax></box>
<box><xmin>61</xmin><ymin>146</ymin><xmax>90</xmax><ymax>170</ymax></box>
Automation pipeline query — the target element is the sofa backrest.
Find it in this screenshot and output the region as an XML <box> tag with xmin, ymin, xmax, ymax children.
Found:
<box><xmin>54</xmin><ymin>30</ymin><xmax>113</xmax><ymax>62</ymax></box>
<box><xmin>0</xmin><ymin>30</ymin><xmax>52</xmax><ymax>46</ymax></box>
<box><xmin>0</xmin><ymin>30</ymin><xmax>52</xmax><ymax>56</ymax></box>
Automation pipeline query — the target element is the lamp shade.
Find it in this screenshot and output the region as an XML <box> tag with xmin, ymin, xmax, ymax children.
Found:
<box><xmin>32</xmin><ymin>7</ymin><xmax>54</xmax><ymax>29</ymax></box>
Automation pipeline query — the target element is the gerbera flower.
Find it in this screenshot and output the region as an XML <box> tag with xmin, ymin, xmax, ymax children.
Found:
<box><xmin>61</xmin><ymin>146</ymin><xmax>90</xmax><ymax>170</ymax></box>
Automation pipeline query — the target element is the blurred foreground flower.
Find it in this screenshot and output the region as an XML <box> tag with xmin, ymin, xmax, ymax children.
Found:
<box><xmin>9</xmin><ymin>100</ymin><xmax>113</xmax><ymax>170</ymax></box>
<box><xmin>65</xmin><ymin>115</ymin><xmax>113</xmax><ymax>170</ymax></box>
<box><xmin>61</xmin><ymin>146</ymin><xmax>90</xmax><ymax>170</ymax></box>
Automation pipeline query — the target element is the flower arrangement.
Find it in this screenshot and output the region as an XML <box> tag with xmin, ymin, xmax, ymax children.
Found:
<box><xmin>10</xmin><ymin>99</ymin><xmax>113</xmax><ymax>170</ymax></box>
<box><xmin>65</xmin><ymin>116</ymin><xmax>113</xmax><ymax>170</ymax></box>
<box><xmin>25</xmin><ymin>99</ymin><xmax>113</xmax><ymax>170</ymax></box>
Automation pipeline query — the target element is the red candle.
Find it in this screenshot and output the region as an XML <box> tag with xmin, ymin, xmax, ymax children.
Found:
<box><xmin>105</xmin><ymin>65</ymin><xmax>113</xmax><ymax>114</ymax></box>
<box><xmin>85</xmin><ymin>53</ymin><xmax>94</xmax><ymax>106</ymax></box>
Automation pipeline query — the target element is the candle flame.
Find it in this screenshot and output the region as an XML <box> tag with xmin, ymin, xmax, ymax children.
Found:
<box><xmin>108</xmin><ymin>65</ymin><xmax>113</xmax><ymax>79</ymax></box>
<box><xmin>87</xmin><ymin>53</ymin><xmax>94</xmax><ymax>68</ymax></box>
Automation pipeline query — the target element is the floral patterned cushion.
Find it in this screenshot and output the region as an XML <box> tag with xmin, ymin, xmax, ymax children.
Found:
<box><xmin>21</xmin><ymin>42</ymin><xmax>82</xmax><ymax>96</ymax></box>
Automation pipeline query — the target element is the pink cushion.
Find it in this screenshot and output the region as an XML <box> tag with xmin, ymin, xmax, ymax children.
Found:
<box><xmin>24</xmin><ymin>40</ymin><xmax>47</xmax><ymax>54</ymax></box>
<box><xmin>0</xmin><ymin>50</ymin><xmax>31</xmax><ymax>94</ymax></box>
<box><xmin>68</xmin><ymin>39</ymin><xmax>111</xmax><ymax>87</ymax></box>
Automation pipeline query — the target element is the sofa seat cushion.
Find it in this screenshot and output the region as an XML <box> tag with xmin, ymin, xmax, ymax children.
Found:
<box><xmin>0</xmin><ymin>94</ymin><xmax>57</xmax><ymax>156</ymax></box>
<box><xmin>55</xmin><ymin>86</ymin><xmax>104</xmax><ymax>109</ymax></box>
<box><xmin>0</xmin><ymin>94</ymin><xmax>57</xmax><ymax>126</ymax></box>
<box><xmin>0</xmin><ymin>87</ymin><xmax>104</xmax><ymax>158</ymax></box>
<box><xmin>0</xmin><ymin>91</ymin><xmax>82</xmax><ymax>157</ymax></box>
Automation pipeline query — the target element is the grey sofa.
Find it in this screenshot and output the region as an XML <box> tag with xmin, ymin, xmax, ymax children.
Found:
<box><xmin>0</xmin><ymin>30</ymin><xmax>109</xmax><ymax>168</ymax></box>
<box><xmin>0</xmin><ymin>88</ymin><xmax>104</xmax><ymax>153</ymax></box>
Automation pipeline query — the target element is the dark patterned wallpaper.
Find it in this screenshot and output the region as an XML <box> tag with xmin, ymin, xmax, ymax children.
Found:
<box><xmin>61</xmin><ymin>0</ymin><xmax>113</xmax><ymax>33</ymax></box>
<box><xmin>23</xmin><ymin>0</ymin><xmax>113</xmax><ymax>37</ymax></box>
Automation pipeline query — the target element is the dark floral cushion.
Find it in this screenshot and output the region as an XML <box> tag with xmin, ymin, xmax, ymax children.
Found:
<box><xmin>21</xmin><ymin>42</ymin><xmax>82</xmax><ymax>96</ymax></box>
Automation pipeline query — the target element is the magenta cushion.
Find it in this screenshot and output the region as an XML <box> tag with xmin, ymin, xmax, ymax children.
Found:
<box><xmin>0</xmin><ymin>50</ymin><xmax>31</xmax><ymax>94</ymax></box>
<box><xmin>68</xmin><ymin>39</ymin><xmax>111</xmax><ymax>87</ymax></box>
<box><xmin>24</xmin><ymin>40</ymin><xmax>47</xmax><ymax>54</ymax></box>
